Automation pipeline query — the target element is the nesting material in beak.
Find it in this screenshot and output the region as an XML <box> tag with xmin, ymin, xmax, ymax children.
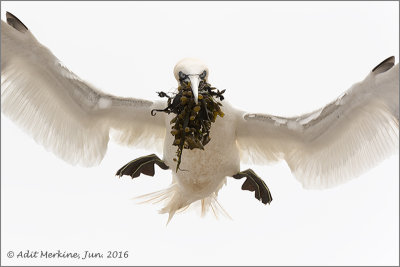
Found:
<box><xmin>189</xmin><ymin>75</ymin><xmax>200</xmax><ymax>104</ymax></box>
<box><xmin>151</xmin><ymin>81</ymin><xmax>226</xmax><ymax>172</ymax></box>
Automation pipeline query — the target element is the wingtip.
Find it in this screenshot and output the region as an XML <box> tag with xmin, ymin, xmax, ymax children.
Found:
<box><xmin>5</xmin><ymin>11</ymin><xmax>29</xmax><ymax>32</ymax></box>
<box><xmin>372</xmin><ymin>56</ymin><xmax>395</xmax><ymax>74</ymax></box>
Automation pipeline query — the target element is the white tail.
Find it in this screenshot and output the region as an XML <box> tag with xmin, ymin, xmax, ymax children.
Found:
<box><xmin>134</xmin><ymin>184</ymin><xmax>231</xmax><ymax>224</ymax></box>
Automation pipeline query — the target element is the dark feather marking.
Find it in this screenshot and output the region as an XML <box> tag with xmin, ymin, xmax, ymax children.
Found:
<box><xmin>372</xmin><ymin>56</ymin><xmax>395</xmax><ymax>74</ymax></box>
<box><xmin>6</xmin><ymin>12</ymin><xmax>28</xmax><ymax>32</ymax></box>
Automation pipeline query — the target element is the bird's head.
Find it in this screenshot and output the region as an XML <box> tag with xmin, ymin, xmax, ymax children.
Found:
<box><xmin>173</xmin><ymin>58</ymin><xmax>209</xmax><ymax>104</ymax></box>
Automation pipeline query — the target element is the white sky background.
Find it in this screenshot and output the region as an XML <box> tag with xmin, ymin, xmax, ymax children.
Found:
<box><xmin>1</xmin><ymin>1</ymin><xmax>399</xmax><ymax>266</ymax></box>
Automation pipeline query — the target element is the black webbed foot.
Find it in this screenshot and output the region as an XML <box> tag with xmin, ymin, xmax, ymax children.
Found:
<box><xmin>232</xmin><ymin>169</ymin><xmax>273</xmax><ymax>205</ymax></box>
<box><xmin>116</xmin><ymin>154</ymin><xmax>169</xmax><ymax>179</ymax></box>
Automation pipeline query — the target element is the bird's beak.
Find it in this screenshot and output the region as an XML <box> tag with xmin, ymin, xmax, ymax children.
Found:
<box><xmin>189</xmin><ymin>75</ymin><xmax>200</xmax><ymax>104</ymax></box>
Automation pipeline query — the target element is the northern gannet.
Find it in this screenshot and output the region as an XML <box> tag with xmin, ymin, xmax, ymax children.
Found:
<box><xmin>1</xmin><ymin>12</ymin><xmax>399</xmax><ymax>222</ymax></box>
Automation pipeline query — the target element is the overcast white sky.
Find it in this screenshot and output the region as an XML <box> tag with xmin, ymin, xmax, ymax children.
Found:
<box><xmin>1</xmin><ymin>1</ymin><xmax>399</xmax><ymax>266</ymax></box>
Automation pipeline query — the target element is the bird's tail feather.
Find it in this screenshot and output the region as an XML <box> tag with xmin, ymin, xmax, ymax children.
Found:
<box><xmin>133</xmin><ymin>184</ymin><xmax>231</xmax><ymax>224</ymax></box>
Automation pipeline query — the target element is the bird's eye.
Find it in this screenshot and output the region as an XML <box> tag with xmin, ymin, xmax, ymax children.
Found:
<box><xmin>199</xmin><ymin>70</ymin><xmax>207</xmax><ymax>79</ymax></box>
<box><xmin>179</xmin><ymin>71</ymin><xmax>187</xmax><ymax>80</ymax></box>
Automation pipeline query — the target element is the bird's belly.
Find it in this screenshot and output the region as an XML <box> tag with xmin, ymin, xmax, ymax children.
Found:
<box><xmin>163</xmin><ymin>104</ymin><xmax>240</xmax><ymax>199</ymax></box>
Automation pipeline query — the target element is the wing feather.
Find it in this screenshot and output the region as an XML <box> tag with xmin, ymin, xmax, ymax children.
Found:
<box><xmin>236</xmin><ymin>59</ymin><xmax>399</xmax><ymax>189</ymax></box>
<box><xmin>1</xmin><ymin>17</ymin><xmax>166</xmax><ymax>166</ymax></box>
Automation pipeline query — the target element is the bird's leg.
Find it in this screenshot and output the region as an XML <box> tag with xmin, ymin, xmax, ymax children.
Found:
<box><xmin>232</xmin><ymin>169</ymin><xmax>273</xmax><ymax>205</ymax></box>
<box><xmin>115</xmin><ymin>154</ymin><xmax>169</xmax><ymax>179</ymax></box>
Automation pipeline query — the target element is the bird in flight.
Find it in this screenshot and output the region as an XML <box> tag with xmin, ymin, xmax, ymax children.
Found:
<box><xmin>2</xmin><ymin>12</ymin><xmax>399</xmax><ymax>222</ymax></box>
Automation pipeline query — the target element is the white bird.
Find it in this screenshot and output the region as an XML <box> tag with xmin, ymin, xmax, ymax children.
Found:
<box><xmin>2</xmin><ymin>12</ymin><xmax>399</xmax><ymax>222</ymax></box>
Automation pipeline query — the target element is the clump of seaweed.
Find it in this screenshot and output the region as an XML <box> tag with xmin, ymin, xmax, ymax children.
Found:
<box><xmin>151</xmin><ymin>81</ymin><xmax>225</xmax><ymax>171</ymax></box>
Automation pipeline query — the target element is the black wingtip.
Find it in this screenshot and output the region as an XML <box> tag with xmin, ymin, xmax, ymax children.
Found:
<box><xmin>6</xmin><ymin>11</ymin><xmax>29</xmax><ymax>32</ymax></box>
<box><xmin>372</xmin><ymin>56</ymin><xmax>395</xmax><ymax>74</ymax></box>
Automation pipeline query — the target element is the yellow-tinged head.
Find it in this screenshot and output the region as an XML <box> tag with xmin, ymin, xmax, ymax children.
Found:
<box><xmin>173</xmin><ymin>58</ymin><xmax>209</xmax><ymax>104</ymax></box>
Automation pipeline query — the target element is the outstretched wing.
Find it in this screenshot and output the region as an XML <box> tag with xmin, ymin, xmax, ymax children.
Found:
<box><xmin>1</xmin><ymin>12</ymin><xmax>166</xmax><ymax>166</ymax></box>
<box><xmin>236</xmin><ymin>57</ymin><xmax>399</xmax><ymax>189</ymax></box>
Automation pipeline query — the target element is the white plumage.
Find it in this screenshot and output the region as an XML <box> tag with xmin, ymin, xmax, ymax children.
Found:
<box><xmin>236</xmin><ymin>61</ymin><xmax>399</xmax><ymax>189</ymax></box>
<box><xmin>1</xmin><ymin>13</ymin><xmax>398</xmax><ymax>221</ymax></box>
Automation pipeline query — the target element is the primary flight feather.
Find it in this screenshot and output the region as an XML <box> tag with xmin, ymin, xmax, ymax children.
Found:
<box><xmin>1</xmin><ymin>12</ymin><xmax>398</xmax><ymax>222</ymax></box>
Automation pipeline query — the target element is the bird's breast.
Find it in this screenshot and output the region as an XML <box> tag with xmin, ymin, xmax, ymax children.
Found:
<box><xmin>163</xmin><ymin>103</ymin><xmax>240</xmax><ymax>197</ymax></box>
